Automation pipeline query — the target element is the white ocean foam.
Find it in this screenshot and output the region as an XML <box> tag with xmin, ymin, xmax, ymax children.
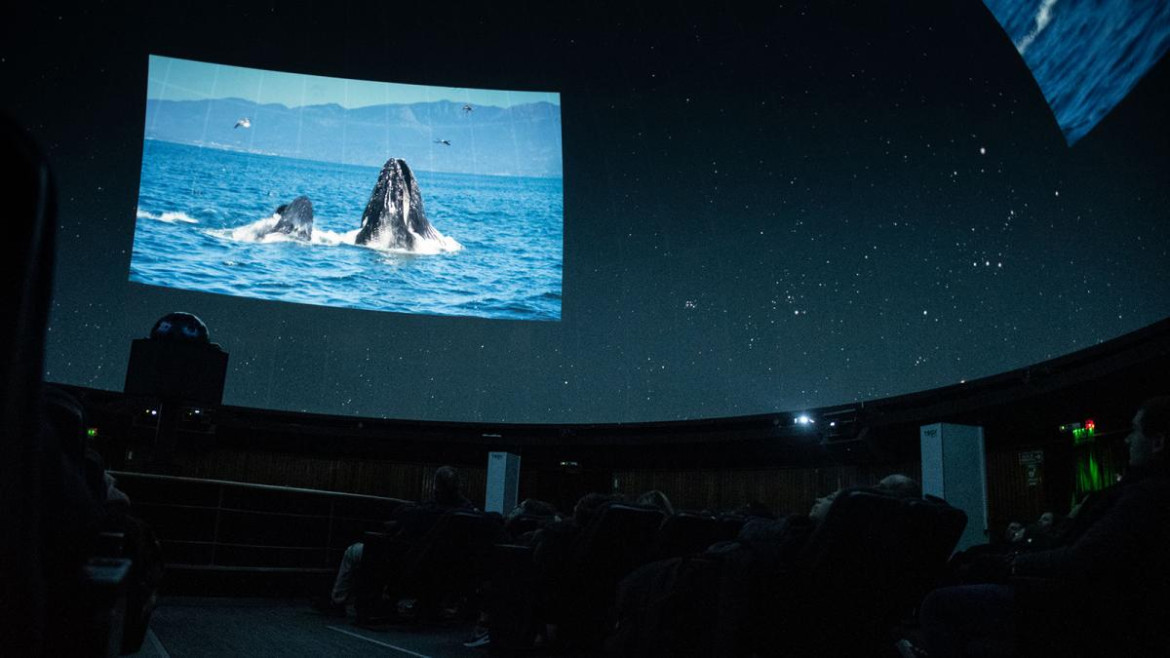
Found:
<box><xmin>257</xmin><ymin>232</ymin><xmax>296</xmax><ymax>243</ymax></box>
<box><xmin>210</xmin><ymin>214</ymin><xmax>297</xmax><ymax>243</ymax></box>
<box><xmin>358</xmin><ymin>228</ymin><xmax>463</xmax><ymax>255</ymax></box>
<box><xmin>1016</xmin><ymin>0</ymin><xmax>1059</xmax><ymax>55</ymax></box>
<box><xmin>217</xmin><ymin>218</ymin><xmax>363</xmax><ymax>246</ymax></box>
<box><xmin>214</xmin><ymin>212</ymin><xmax>461</xmax><ymax>253</ymax></box>
<box><xmin>312</xmin><ymin>228</ymin><xmax>363</xmax><ymax>246</ymax></box>
<box><xmin>228</xmin><ymin>215</ymin><xmax>281</xmax><ymax>242</ymax></box>
<box><xmin>411</xmin><ymin>231</ymin><xmax>463</xmax><ymax>255</ymax></box>
<box><xmin>137</xmin><ymin>209</ymin><xmax>199</xmax><ymax>224</ymax></box>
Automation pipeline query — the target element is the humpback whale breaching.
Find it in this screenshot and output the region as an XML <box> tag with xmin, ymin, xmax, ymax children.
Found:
<box><xmin>270</xmin><ymin>196</ymin><xmax>314</xmax><ymax>240</ymax></box>
<box><xmin>231</xmin><ymin>158</ymin><xmax>456</xmax><ymax>252</ymax></box>
<box><xmin>227</xmin><ymin>195</ymin><xmax>314</xmax><ymax>242</ymax></box>
<box><xmin>355</xmin><ymin>158</ymin><xmax>447</xmax><ymax>251</ymax></box>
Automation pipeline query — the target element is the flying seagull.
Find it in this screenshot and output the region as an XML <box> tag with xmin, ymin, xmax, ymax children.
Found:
<box><xmin>462</xmin><ymin>104</ymin><xmax>473</xmax><ymax>114</ymax></box>
<box><xmin>234</xmin><ymin>117</ymin><xmax>251</xmax><ymax>129</ymax></box>
<box><xmin>434</xmin><ymin>139</ymin><xmax>451</xmax><ymax>146</ymax></box>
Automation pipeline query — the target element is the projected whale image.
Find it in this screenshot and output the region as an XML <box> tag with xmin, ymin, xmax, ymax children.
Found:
<box><xmin>131</xmin><ymin>55</ymin><xmax>563</xmax><ymax>320</ymax></box>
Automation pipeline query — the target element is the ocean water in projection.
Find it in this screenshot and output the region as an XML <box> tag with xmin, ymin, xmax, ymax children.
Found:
<box><xmin>131</xmin><ymin>140</ymin><xmax>563</xmax><ymax>320</ymax></box>
<box><xmin>983</xmin><ymin>0</ymin><xmax>1170</xmax><ymax>145</ymax></box>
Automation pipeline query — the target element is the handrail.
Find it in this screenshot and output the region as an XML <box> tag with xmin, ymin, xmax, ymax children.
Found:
<box><xmin>111</xmin><ymin>471</ymin><xmax>410</xmax><ymax>572</ymax></box>
<box><xmin>130</xmin><ymin>501</ymin><xmax>382</xmax><ymax>522</ymax></box>
<box><xmin>163</xmin><ymin>565</ymin><xmax>334</xmax><ymax>573</ymax></box>
<box><xmin>109</xmin><ymin>470</ymin><xmax>410</xmax><ymax>504</ymax></box>
<box><xmin>162</xmin><ymin>540</ymin><xmax>334</xmax><ymax>551</ymax></box>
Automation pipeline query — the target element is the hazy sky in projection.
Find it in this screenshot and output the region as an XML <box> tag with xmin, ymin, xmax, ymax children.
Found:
<box><xmin>147</xmin><ymin>55</ymin><xmax>560</xmax><ymax>109</ymax></box>
<box><xmin>7</xmin><ymin>1</ymin><xmax>1170</xmax><ymax>423</ymax></box>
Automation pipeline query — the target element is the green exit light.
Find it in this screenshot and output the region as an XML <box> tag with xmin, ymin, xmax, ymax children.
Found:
<box><xmin>86</xmin><ymin>428</ymin><xmax>98</xmax><ymax>438</ymax></box>
<box><xmin>1071</xmin><ymin>419</ymin><xmax>1097</xmax><ymax>445</ymax></box>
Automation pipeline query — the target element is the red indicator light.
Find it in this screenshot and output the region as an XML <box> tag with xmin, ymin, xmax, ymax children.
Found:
<box><xmin>1085</xmin><ymin>419</ymin><xmax>1096</xmax><ymax>431</ymax></box>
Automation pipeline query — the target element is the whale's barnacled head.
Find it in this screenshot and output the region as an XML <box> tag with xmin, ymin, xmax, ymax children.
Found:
<box><xmin>272</xmin><ymin>195</ymin><xmax>314</xmax><ymax>241</ymax></box>
<box><xmin>354</xmin><ymin>158</ymin><xmax>441</xmax><ymax>250</ymax></box>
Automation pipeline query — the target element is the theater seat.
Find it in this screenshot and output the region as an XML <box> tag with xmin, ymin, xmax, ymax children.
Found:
<box><xmin>485</xmin><ymin>543</ymin><xmax>539</xmax><ymax>652</ymax></box>
<box><xmin>356</xmin><ymin>510</ymin><xmax>505</xmax><ymax>621</ymax></box>
<box><xmin>556</xmin><ymin>503</ymin><xmax>667</xmax><ymax>649</ymax></box>
<box><xmin>504</xmin><ymin>512</ymin><xmax>553</xmax><ymax>539</ymax></box>
<box><xmin>653</xmin><ymin>510</ymin><xmax>723</xmax><ymax>560</ymax></box>
<box><xmin>398</xmin><ymin>510</ymin><xmax>505</xmax><ymax>605</ymax></box>
<box><xmin>571</xmin><ymin>503</ymin><xmax>668</xmax><ymax>585</ymax></box>
<box><xmin>765</xmin><ymin>489</ymin><xmax>967</xmax><ymax>656</ymax></box>
<box><xmin>716</xmin><ymin>513</ymin><xmax>747</xmax><ymax>541</ymax></box>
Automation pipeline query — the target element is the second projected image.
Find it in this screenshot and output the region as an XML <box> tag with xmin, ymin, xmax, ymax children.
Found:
<box><xmin>131</xmin><ymin>55</ymin><xmax>563</xmax><ymax>320</ymax></box>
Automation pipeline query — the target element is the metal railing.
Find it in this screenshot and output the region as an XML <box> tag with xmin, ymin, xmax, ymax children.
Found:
<box><xmin>110</xmin><ymin>471</ymin><xmax>406</xmax><ymax>573</ymax></box>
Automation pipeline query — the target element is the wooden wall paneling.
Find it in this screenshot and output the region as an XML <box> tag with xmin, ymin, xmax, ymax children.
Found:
<box><xmin>463</xmin><ymin>466</ymin><xmax>488</xmax><ymax>509</ymax></box>
<box><xmin>517</xmin><ymin>466</ymin><xmax>613</xmax><ymax>516</ymax></box>
<box><xmin>242</xmin><ymin>452</ymin><xmax>339</xmax><ymax>490</ymax></box>
<box><xmin>383</xmin><ymin>463</ymin><xmax>425</xmax><ymax>501</ymax></box>
<box><xmin>342</xmin><ymin>459</ymin><xmax>401</xmax><ymax>497</ymax></box>
<box><xmin>178</xmin><ymin>448</ymin><xmax>249</xmax><ymax>482</ymax></box>
<box><xmin>984</xmin><ymin>446</ymin><xmax>1046</xmax><ymax>539</ymax></box>
<box><xmin>666</xmin><ymin>469</ymin><xmax>720</xmax><ymax>511</ymax></box>
<box><xmin>613</xmin><ymin>469</ymin><xmax>719</xmax><ymax>512</ymax></box>
<box><xmin>611</xmin><ymin>461</ymin><xmax>924</xmax><ymax>519</ymax></box>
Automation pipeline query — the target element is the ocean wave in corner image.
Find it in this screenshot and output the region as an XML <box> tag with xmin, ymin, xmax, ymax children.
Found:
<box><xmin>982</xmin><ymin>0</ymin><xmax>1170</xmax><ymax>144</ymax></box>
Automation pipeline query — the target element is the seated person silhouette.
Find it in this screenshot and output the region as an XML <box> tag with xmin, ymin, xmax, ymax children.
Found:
<box><xmin>314</xmin><ymin>465</ymin><xmax>474</xmax><ymax>614</ymax></box>
<box><xmin>1003</xmin><ymin>521</ymin><xmax>1027</xmax><ymax>545</ymax></box>
<box><xmin>503</xmin><ymin>498</ymin><xmax>560</xmax><ymax>543</ymax></box>
<box><xmin>39</xmin><ymin>386</ymin><xmax>163</xmax><ymax>653</ymax></box>
<box><xmin>730</xmin><ymin>472</ymin><xmax>921</xmax><ymax>552</ymax></box>
<box><xmin>635</xmin><ymin>489</ymin><xmax>675</xmax><ymax>516</ymax></box>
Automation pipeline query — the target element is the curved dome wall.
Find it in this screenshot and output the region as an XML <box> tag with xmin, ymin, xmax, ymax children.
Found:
<box><xmin>8</xmin><ymin>1</ymin><xmax>1170</xmax><ymax>424</ymax></box>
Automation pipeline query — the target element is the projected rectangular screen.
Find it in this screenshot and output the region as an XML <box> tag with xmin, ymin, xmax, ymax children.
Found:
<box><xmin>132</xmin><ymin>55</ymin><xmax>563</xmax><ymax>321</ymax></box>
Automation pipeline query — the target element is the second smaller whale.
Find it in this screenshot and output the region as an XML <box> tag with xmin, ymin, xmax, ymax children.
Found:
<box><xmin>270</xmin><ymin>196</ymin><xmax>314</xmax><ymax>241</ymax></box>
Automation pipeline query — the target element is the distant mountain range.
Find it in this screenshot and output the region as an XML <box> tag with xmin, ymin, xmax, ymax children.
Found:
<box><xmin>143</xmin><ymin>98</ymin><xmax>563</xmax><ymax>178</ymax></box>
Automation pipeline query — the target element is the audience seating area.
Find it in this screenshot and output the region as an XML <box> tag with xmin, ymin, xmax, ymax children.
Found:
<box><xmin>63</xmin><ymin>467</ymin><xmax>972</xmax><ymax>656</ymax></box>
<box><xmin>481</xmin><ymin>492</ymin><xmax>963</xmax><ymax>656</ymax></box>
<box><xmin>651</xmin><ymin>510</ymin><xmax>738</xmax><ymax>561</ymax></box>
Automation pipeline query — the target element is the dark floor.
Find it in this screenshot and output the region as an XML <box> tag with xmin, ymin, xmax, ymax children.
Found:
<box><xmin>138</xmin><ymin>597</ymin><xmax>484</xmax><ymax>657</ymax></box>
